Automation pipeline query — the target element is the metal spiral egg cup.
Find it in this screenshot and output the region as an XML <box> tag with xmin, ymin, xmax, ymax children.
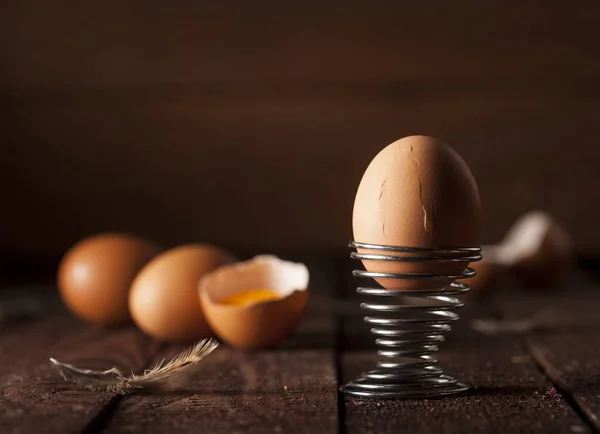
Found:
<box><xmin>341</xmin><ymin>241</ymin><xmax>482</xmax><ymax>399</ymax></box>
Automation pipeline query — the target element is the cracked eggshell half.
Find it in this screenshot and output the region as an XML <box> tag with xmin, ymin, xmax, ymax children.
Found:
<box><xmin>501</xmin><ymin>211</ymin><xmax>574</xmax><ymax>289</ymax></box>
<box><xmin>199</xmin><ymin>255</ymin><xmax>309</xmax><ymax>350</ymax></box>
<box><xmin>352</xmin><ymin>136</ymin><xmax>481</xmax><ymax>290</ymax></box>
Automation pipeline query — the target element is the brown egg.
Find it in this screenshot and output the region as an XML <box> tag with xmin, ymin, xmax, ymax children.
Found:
<box><xmin>352</xmin><ymin>136</ymin><xmax>481</xmax><ymax>290</ymax></box>
<box><xmin>129</xmin><ymin>244</ymin><xmax>236</xmax><ymax>342</ymax></box>
<box><xmin>199</xmin><ymin>255</ymin><xmax>309</xmax><ymax>350</ymax></box>
<box><xmin>58</xmin><ymin>233</ymin><xmax>161</xmax><ymax>325</ymax></box>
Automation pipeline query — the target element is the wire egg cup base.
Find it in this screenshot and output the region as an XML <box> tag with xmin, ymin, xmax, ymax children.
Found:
<box><xmin>340</xmin><ymin>379</ymin><xmax>470</xmax><ymax>400</ymax></box>
<box><xmin>341</xmin><ymin>242</ymin><xmax>482</xmax><ymax>400</ymax></box>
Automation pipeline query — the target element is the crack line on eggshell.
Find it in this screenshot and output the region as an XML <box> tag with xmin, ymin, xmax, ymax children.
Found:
<box><xmin>407</xmin><ymin>144</ymin><xmax>430</xmax><ymax>235</ymax></box>
<box><xmin>418</xmin><ymin>180</ymin><xmax>432</xmax><ymax>235</ymax></box>
<box><xmin>379</xmin><ymin>177</ymin><xmax>389</xmax><ymax>240</ymax></box>
<box><xmin>378</xmin><ymin>178</ymin><xmax>388</xmax><ymax>201</ymax></box>
<box><xmin>422</xmin><ymin>205</ymin><xmax>430</xmax><ymax>233</ymax></box>
<box><xmin>408</xmin><ymin>144</ymin><xmax>420</xmax><ymax>166</ymax></box>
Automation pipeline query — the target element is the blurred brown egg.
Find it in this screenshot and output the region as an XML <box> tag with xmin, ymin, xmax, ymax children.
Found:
<box><xmin>58</xmin><ymin>233</ymin><xmax>161</xmax><ymax>325</ymax></box>
<box><xmin>129</xmin><ymin>244</ymin><xmax>236</xmax><ymax>342</ymax></box>
<box><xmin>199</xmin><ymin>255</ymin><xmax>309</xmax><ymax>350</ymax></box>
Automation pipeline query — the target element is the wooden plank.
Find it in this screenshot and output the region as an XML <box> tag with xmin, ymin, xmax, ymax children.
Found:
<box><xmin>2</xmin><ymin>89</ymin><xmax>600</xmax><ymax>258</ymax></box>
<box><xmin>494</xmin><ymin>276</ymin><xmax>600</xmax><ymax>432</ymax></box>
<box><xmin>105</xmin><ymin>261</ymin><xmax>338</xmax><ymax>434</ymax></box>
<box><xmin>527</xmin><ymin>331</ymin><xmax>600</xmax><ymax>432</ymax></box>
<box><xmin>340</xmin><ymin>326</ymin><xmax>590</xmax><ymax>433</ymax></box>
<box><xmin>106</xmin><ymin>350</ymin><xmax>337</xmax><ymax>434</ymax></box>
<box><xmin>0</xmin><ymin>302</ymin><xmax>157</xmax><ymax>434</ymax></box>
<box><xmin>2</xmin><ymin>2</ymin><xmax>600</xmax><ymax>258</ymax></box>
<box><xmin>493</xmin><ymin>273</ymin><xmax>600</xmax><ymax>323</ymax></box>
<box><xmin>1</xmin><ymin>1</ymin><xmax>599</xmax><ymax>85</ymax></box>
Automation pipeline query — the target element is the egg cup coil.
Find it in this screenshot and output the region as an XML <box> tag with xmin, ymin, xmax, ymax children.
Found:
<box><xmin>341</xmin><ymin>241</ymin><xmax>482</xmax><ymax>399</ymax></box>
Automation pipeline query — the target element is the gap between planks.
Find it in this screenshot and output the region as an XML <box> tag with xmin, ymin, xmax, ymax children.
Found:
<box><xmin>0</xmin><ymin>309</ymin><xmax>160</xmax><ymax>434</ymax></box>
<box><xmin>495</xmin><ymin>278</ymin><xmax>600</xmax><ymax>433</ymax></box>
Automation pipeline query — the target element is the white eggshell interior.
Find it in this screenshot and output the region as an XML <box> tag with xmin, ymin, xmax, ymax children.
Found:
<box><xmin>200</xmin><ymin>255</ymin><xmax>309</xmax><ymax>303</ymax></box>
<box><xmin>500</xmin><ymin>211</ymin><xmax>553</xmax><ymax>262</ymax></box>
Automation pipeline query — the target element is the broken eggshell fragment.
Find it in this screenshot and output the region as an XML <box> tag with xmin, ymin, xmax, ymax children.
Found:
<box><xmin>199</xmin><ymin>255</ymin><xmax>309</xmax><ymax>350</ymax></box>
<box><xmin>462</xmin><ymin>211</ymin><xmax>574</xmax><ymax>294</ymax></box>
<box><xmin>500</xmin><ymin>211</ymin><xmax>574</xmax><ymax>289</ymax></box>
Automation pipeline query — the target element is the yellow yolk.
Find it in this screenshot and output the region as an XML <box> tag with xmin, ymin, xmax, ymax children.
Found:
<box><xmin>221</xmin><ymin>289</ymin><xmax>281</xmax><ymax>306</ymax></box>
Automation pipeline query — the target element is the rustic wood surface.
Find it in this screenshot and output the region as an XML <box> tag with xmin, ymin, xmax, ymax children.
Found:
<box><xmin>0</xmin><ymin>310</ymin><xmax>158</xmax><ymax>434</ymax></box>
<box><xmin>1</xmin><ymin>261</ymin><xmax>600</xmax><ymax>433</ymax></box>
<box><xmin>494</xmin><ymin>274</ymin><xmax>600</xmax><ymax>433</ymax></box>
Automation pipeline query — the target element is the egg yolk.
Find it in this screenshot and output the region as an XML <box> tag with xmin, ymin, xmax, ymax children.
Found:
<box><xmin>221</xmin><ymin>289</ymin><xmax>281</xmax><ymax>306</ymax></box>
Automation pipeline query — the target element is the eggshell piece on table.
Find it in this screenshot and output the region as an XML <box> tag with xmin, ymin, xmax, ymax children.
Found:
<box><xmin>501</xmin><ymin>211</ymin><xmax>573</xmax><ymax>290</ymax></box>
<box><xmin>199</xmin><ymin>255</ymin><xmax>309</xmax><ymax>350</ymax></box>
<box><xmin>352</xmin><ymin>135</ymin><xmax>481</xmax><ymax>290</ymax></box>
<box><xmin>58</xmin><ymin>233</ymin><xmax>161</xmax><ymax>325</ymax></box>
<box><xmin>129</xmin><ymin>244</ymin><xmax>236</xmax><ymax>343</ymax></box>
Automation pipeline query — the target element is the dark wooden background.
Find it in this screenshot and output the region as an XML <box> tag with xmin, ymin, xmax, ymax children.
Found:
<box><xmin>2</xmin><ymin>1</ymin><xmax>600</xmax><ymax>266</ymax></box>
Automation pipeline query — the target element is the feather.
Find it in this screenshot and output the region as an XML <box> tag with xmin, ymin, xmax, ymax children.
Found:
<box><xmin>50</xmin><ymin>338</ymin><xmax>219</xmax><ymax>394</ymax></box>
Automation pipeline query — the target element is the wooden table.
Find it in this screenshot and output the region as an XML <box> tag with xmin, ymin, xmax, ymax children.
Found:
<box><xmin>1</xmin><ymin>259</ymin><xmax>599</xmax><ymax>434</ymax></box>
